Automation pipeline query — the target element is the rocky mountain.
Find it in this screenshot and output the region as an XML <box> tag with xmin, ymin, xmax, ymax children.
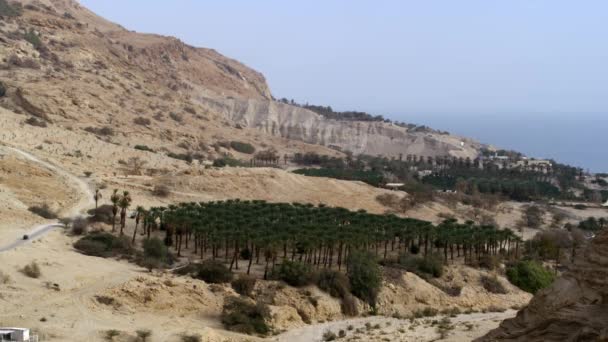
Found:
<box><xmin>478</xmin><ymin>230</ymin><xmax>608</xmax><ymax>341</ymax></box>
<box><xmin>0</xmin><ymin>0</ymin><xmax>481</xmax><ymax>160</ymax></box>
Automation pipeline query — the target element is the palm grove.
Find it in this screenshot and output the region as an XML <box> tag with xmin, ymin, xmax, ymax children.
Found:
<box><xmin>78</xmin><ymin>195</ymin><xmax>527</xmax><ymax>302</ymax></box>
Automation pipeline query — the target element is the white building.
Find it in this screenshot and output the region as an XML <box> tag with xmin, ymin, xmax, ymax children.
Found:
<box><xmin>0</xmin><ymin>328</ymin><xmax>32</xmax><ymax>342</ymax></box>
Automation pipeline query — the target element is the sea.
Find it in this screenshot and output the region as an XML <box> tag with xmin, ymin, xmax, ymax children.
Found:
<box><xmin>395</xmin><ymin>113</ymin><xmax>608</xmax><ymax>173</ymax></box>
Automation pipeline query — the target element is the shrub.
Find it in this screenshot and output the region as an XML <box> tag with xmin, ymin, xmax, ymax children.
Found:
<box><xmin>341</xmin><ymin>294</ymin><xmax>359</xmax><ymax>316</ymax></box>
<box><xmin>85</xmin><ymin>126</ymin><xmax>114</xmax><ymax>136</ymax></box>
<box><xmin>0</xmin><ymin>271</ymin><xmax>11</xmax><ymax>284</ymax></box>
<box><xmin>347</xmin><ymin>251</ymin><xmax>382</xmax><ymax>307</ymax></box>
<box><xmin>28</xmin><ymin>204</ymin><xmax>57</xmax><ymax>219</ymax></box>
<box><xmin>0</xmin><ymin>0</ymin><xmax>22</xmax><ymax>17</ymax></box>
<box><xmin>212</xmin><ymin>157</ymin><xmax>246</xmax><ymax>168</ymax></box>
<box><xmin>180</xmin><ymin>334</ymin><xmax>201</xmax><ymax>342</ymax></box>
<box><xmin>143</xmin><ymin>237</ymin><xmax>168</xmax><ymax>262</ymax></box>
<box><xmin>239</xmin><ymin>248</ymin><xmax>252</xmax><ymax>260</ymax></box>
<box><xmin>25</xmin><ymin>117</ymin><xmax>47</xmax><ymax>127</ymax></box>
<box><xmin>413</xmin><ymin>307</ymin><xmax>439</xmax><ymax>318</ymax></box>
<box><xmin>315</xmin><ymin>269</ymin><xmax>350</xmax><ymax>299</ymax></box>
<box><xmin>481</xmin><ymin>275</ymin><xmax>508</xmax><ymax>294</ymax></box>
<box><xmin>399</xmin><ymin>254</ymin><xmax>444</xmax><ymax>278</ymax></box>
<box><xmin>195</xmin><ymin>260</ymin><xmax>233</xmax><ymax>284</ymax></box>
<box><xmin>74</xmin><ymin>232</ymin><xmax>133</xmax><ymax>258</ymax></box>
<box><xmin>479</xmin><ymin>255</ymin><xmax>501</xmax><ymax>270</ymax></box>
<box><xmin>83</xmin><ymin>171</ymin><xmax>93</xmax><ymax>177</ymax></box>
<box><xmin>221</xmin><ymin>296</ymin><xmax>270</xmax><ymax>336</ymax></box>
<box><xmin>272</xmin><ymin>260</ymin><xmax>313</xmax><ymax>287</ymax></box>
<box><xmin>506</xmin><ymin>260</ymin><xmax>555</xmax><ymax>294</ymax></box>
<box><xmin>136</xmin><ymin>329</ymin><xmax>152</xmax><ymax>342</ymax></box>
<box><xmin>134</xmin><ymin>145</ymin><xmax>155</xmax><ymax>152</ymax></box>
<box><xmin>0</xmin><ymin>81</ymin><xmax>5</xmax><ymax>97</ymax></box>
<box><xmin>322</xmin><ymin>330</ymin><xmax>337</xmax><ymax>341</ymax></box>
<box><xmin>133</xmin><ymin>117</ymin><xmax>152</xmax><ymax>126</ymax></box>
<box><xmin>71</xmin><ymin>217</ymin><xmax>89</xmax><ymax>235</ymax></box>
<box><xmin>230</xmin><ymin>141</ymin><xmax>255</xmax><ymax>154</ymax></box>
<box><xmin>24</xmin><ymin>29</ymin><xmax>43</xmax><ymax>49</ymax></box>
<box><xmin>21</xmin><ymin>261</ymin><xmax>41</xmax><ymax>278</ymax></box>
<box><xmin>152</xmin><ymin>184</ymin><xmax>171</xmax><ymax>197</ymax></box>
<box><xmin>169</xmin><ymin>112</ymin><xmax>183</xmax><ymax>122</ymax></box>
<box><xmin>87</xmin><ymin>205</ymin><xmax>114</xmax><ymax>224</ymax></box>
<box><xmin>231</xmin><ymin>275</ymin><xmax>257</xmax><ymax>297</ymax></box>
<box><xmin>105</xmin><ymin>330</ymin><xmax>120</xmax><ymax>341</ymax></box>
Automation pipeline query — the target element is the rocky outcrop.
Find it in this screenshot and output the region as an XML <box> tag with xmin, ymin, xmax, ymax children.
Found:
<box><xmin>478</xmin><ymin>231</ymin><xmax>608</xmax><ymax>341</ymax></box>
<box><xmin>197</xmin><ymin>97</ymin><xmax>483</xmax><ymax>158</ymax></box>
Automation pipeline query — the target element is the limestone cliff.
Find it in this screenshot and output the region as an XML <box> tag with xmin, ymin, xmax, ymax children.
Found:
<box><xmin>197</xmin><ymin>97</ymin><xmax>482</xmax><ymax>158</ymax></box>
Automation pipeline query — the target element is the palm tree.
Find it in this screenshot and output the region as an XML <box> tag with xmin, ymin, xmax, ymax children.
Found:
<box><xmin>110</xmin><ymin>189</ymin><xmax>120</xmax><ymax>232</ymax></box>
<box><xmin>132</xmin><ymin>206</ymin><xmax>146</xmax><ymax>244</ymax></box>
<box><xmin>94</xmin><ymin>189</ymin><xmax>102</xmax><ymax>209</ymax></box>
<box><xmin>118</xmin><ymin>191</ymin><xmax>132</xmax><ymax>236</ymax></box>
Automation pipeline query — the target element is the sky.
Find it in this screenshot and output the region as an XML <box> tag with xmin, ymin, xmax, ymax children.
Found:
<box><xmin>81</xmin><ymin>1</ymin><xmax>608</xmax><ymax>171</ymax></box>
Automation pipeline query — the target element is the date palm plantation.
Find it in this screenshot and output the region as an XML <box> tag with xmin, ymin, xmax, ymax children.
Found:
<box><xmin>143</xmin><ymin>200</ymin><xmax>521</xmax><ymax>277</ymax></box>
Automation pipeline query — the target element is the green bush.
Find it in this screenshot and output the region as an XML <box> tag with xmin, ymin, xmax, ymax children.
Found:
<box><xmin>143</xmin><ymin>237</ymin><xmax>168</xmax><ymax>261</ymax></box>
<box><xmin>24</xmin><ymin>29</ymin><xmax>43</xmax><ymax>50</ymax></box>
<box><xmin>272</xmin><ymin>260</ymin><xmax>313</xmax><ymax>287</ymax></box>
<box><xmin>74</xmin><ymin>232</ymin><xmax>133</xmax><ymax>258</ymax></box>
<box><xmin>221</xmin><ymin>296</ymin><xmax>270</xmax><ymax>336</ymax></box>
<box><xmin>0</xmin><ymin>81</ymin><xmax>6</xmax><ymax>97</ymax></box>
<box><xmin>399</xmin><ymin>254</ymin><xmax>444</xmax><ymax>278</ymax></box>
<box><xmin>0</xmin><ymin>0</ymin><xmax>21</xmax><ymax>17</ymax></box>
<box><xmin>231</xmin><ymin>275</ymin><xmax>257</xmax><ymax>297</ymax></box>
<box><xmin>195</xmin><ymin>260</ymin><xmax>233</xmax><ymax>284</ymax></box>
<box><xmin>347</xmin><ymin>251</ymin><xmax>382</xmax><ymax>307</ymax></box>
<box><xmin>506</xmin><ymin>260</ymin><xmax>555</xmax><ymax>294</ymax></box>
<box><xmin>230</xmin><ymin>141</ymin><xmax>256</xmax><ymax>154</ymax></box>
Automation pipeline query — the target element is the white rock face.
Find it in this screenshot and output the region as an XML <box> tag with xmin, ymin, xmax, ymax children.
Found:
<box><xmin>199</xmin><ymin>97</ymin><xmax>483</xmax><ymax>158</ymax></box>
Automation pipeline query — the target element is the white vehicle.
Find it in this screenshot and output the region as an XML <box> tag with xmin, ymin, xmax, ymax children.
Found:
<box><xmin>0</xmin><ymin>328</ymin><xmax>36</xmax><ymax>342</ymax></box>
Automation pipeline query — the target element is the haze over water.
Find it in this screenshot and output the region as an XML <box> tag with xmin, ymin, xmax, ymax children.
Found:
<box><xmin>397</xmin><ymin>112</ymin><xmax>607</xmax><ymax>173</ymax></box>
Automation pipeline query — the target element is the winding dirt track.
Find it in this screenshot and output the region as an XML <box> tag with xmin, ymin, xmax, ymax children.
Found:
<box><xmin>0</xmin><ymin>146</ymin><xmax>94</xmax><ymax>253</ymax></box>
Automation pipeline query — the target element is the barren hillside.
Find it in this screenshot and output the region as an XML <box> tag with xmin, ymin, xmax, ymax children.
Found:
<box><xmin>0</xmin><ymin>0</ymin><xmax>482</xmax><ymax>160</ymax></box>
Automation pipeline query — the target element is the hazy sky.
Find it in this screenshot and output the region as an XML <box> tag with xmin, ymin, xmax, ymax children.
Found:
<box><xmin>80</xmin><ymin>1</ymin><xmax>608</xmax><ymax>170</ymax></box>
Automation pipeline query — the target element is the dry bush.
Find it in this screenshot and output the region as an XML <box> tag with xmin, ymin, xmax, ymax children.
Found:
<box><xmin>21</xmin><ymin>261</ymin><xmax>41</xmax><ymax>278</ymax></box>
<box><xmin>231</xmin><ymin>275</ymin><xmax>257</xmax><ymax>297</ymax></box>
<box><xmin>125</xmin><ymin>157</ymin><xmax>147</xmax><ymax>175</ymax></box>
<box><xmin>481</xmin><ymin>275</ymin><xmax>508</xmax><ymax>294</ymax></box>
<box><xmin>28</xmin><ymin>204</ymin><xmax>57</xmax><ymax>219</ymax></box>
<box><xmin>24</xmin><ymin>117</ymin><xmax>48</xmax><ymax>127</ymax></box>
<box><xmin>152</xmin><ymin>184</ymin><xmax>171</xmax><ymax>197</ymax></box>
<box><xmin>133</xmin><ymin>116</ymin><xmax>151</xmax><ymax>126</ymax></box>
<box><xmin>375</xmin><ymin>193</ymin><xmax>400</xmax><ymax>209</ymax></box>
<box><xmin>85</xmin><ymin>126</ymin><xmax>114</xmax><ymax>136</ymax></box>
<box><xmin>180</xmin><ymin>334</ymin><xmax>201</xmax><ymax>342</ymax></box>
<box><xmin>71</xmin><ymin>216</ymin><xmax>89</xmax><ymax>235</ymax></box>
<box><xmin>0</xmin><ymin>271</ymin><xmax>11</xmax><ymax>284</ymax></box>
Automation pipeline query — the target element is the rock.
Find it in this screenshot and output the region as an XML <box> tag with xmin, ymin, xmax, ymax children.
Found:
<box><xmin>477</xmin><ymin>230</ymin><xmax>608</xmax><ymax>341</ymax></box>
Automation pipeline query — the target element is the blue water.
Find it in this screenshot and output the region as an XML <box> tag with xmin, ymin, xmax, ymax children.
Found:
<box><xmin>392</xmin><ymin>113</ymin><xmax>608</xmax><ymax>173</ymax></box>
